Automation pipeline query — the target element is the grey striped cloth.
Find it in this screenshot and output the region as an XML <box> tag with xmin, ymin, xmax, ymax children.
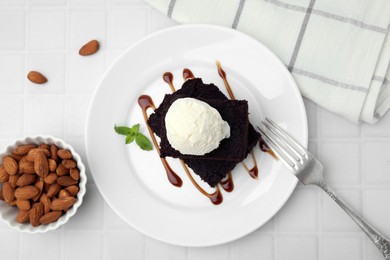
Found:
<box><xmin>145</xmin><ymin>0</ymin><xmax>390</xmax><ymax>124</ymax></box>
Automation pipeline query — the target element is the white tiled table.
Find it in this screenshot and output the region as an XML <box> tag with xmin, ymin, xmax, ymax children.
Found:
<box><xmin>1</xmin><ymin>1</ymin><xmax>390</xmax><ymax>259</ymax></box>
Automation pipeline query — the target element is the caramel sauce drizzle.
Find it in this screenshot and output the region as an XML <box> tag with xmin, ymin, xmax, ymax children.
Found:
<box><xmin>183</xmin><ymin>68</ymin><xmax>195</xmax><ymax>81</ymax></box>
<box><xmin>220</xmin><ymin>172</ymin><xmax>234</xmax><ymax>192</ymax></box>
<box><xmin>138</xmin><ymin>95</ymin><xmax>183</xmax><ymax>187</ymax></box>
<box><xmin>216</xmin><ymin>61</ymin><xmax>259</xmax><ymax>179</ymax></box>
<box><xmin>162</xmin><ymin>72</ymin><xmax>176</xmax><ymax>92</ymax></box>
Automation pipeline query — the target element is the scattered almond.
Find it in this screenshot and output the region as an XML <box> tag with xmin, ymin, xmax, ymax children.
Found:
<box><xmin>57</xmin><ymin>149</ymin><xmax>72</xmax><ymax>160</ymax></box>
<box><xmin>30</xmin><ymin>202</ymin><xmax>44</xmax><ymax>227</ymax></box>
<box><xmin>3</xmin><ymin>156</ymin><xmax>18</xmax><ymax>175</ymax></box>
<box><xmin>79</xmin><ymin>39</ymin><xmax>99</xmax><ymax>56</ymax></box>
<box><xmin>51</xmin><ymin>197</ymin><xmax>77</xmax><ymax>211</ymax></box>
<box><xmin>39</xmin><ymin>211</ymin><xmax>62</xmax><ymax>224</ymax></box>
<box><xmin>13</xmin><ymin>145</ymin><xmax>37</xmax><ymax>156</ymax></box>
<box><xmin>14</xmin><ymin>185</ymin><xmax>39</xmax><ymax>200</ymax></box>
<box><xmin>27</xmin><ymin>71</ymin><xmax>47</xmax><ymax>84</ymax></box>
<box><xmin>57</xmin><ymin>176</ymin><xmax>78</xmax><ymax>187</ymax></box>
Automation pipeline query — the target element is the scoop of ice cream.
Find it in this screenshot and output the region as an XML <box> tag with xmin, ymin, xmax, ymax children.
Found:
<box><xmin>165</xmin><ymin>98</ymin><xmax>230</xmax><ymax>156</ymax></box>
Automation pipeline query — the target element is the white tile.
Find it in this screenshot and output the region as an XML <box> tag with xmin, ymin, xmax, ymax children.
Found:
<box><xmin>0</xmin><ymin>11</ymin><xmax>25</xmax><ymax>50</ymax></box>
<box><xmin>0</xmin><ymin>231</ymin><xmax>19</xmax><ymax>260</ymax></box>
<box><xmin>364</xmin><ymin>189</ymin><xmax>390</xmax><ymax>235</ymax></box>
<box><xmin>231</xmin><ymin>234</ymin><xmax>273</xmax><ymax>260</ymax></box>
<box><xmin>20</xmin><ymin>232</ymin><xmax>61</xmax><ymax>260</ymax></box>
<box><xmin>0</xmin><ymin>0</ymin><xmax>25</xmax><ymax>6</ymax></box>
<box><xmin>65</xmin><ymin>96</ymin><xmax>91</xmax><ymax>138</ymax></box>
<box><xmin>321</xmin><ymin>188</ymin><xmax>361</xmax><ymax>232</ymax></box>
<box><xmin>276</xmin><ymin>188</ymin><xmax>318</xmax><ymax>232</ymax></box>
<box><xmin>320</xmin><ymin>108</ymin><xmax>360</xmax><ymax>138</ymax></box>
<box><xmin>145</xmin><ymin>237</ymin><xmax>186</xmax><ymax>260</ymax></box>
<box><xmin>110</xmin><ymin>0</ymin><xmax>145</xmax><ymax>5</ymax></box>
<box><xmin>30</xmin><ymin>0</ymin><xmax>66</xmax><ymax>5</ymax></box>
<box><xmin>277</xmin><ymin>236</ymin><xmax>317</xmax><ymax>260</ymax></box>
<box><xmin>363</xmin><ymin>142</ymin><xmax>390</xmax><ymax>184</ymax></box>
<box><xmin>365</xmin><ymin>238</ymin><xmax>387</xmax><ymax>260</ymax></box>
<box><xmin>0</xmin><ymin>54</ymin><xmax>25</xmax><ymax>94</ymax></box>
<box><xmin>363</xmin><ymin>113</ymin><xmax>390</xmax><ymax>137</ymax></box>
<box><xmin>27</xmin><ymin>54</ymin><xmax>65</xmax><ymax>94</ymax></box>
<box><xmin>304</xmin><ymin>98</ymin><xmax>317</xmax><ymax>138</ymax></box>
<box><xmin>322</xmin><ymin>236</ymin><xmax>362</xmax><ymax>260</ymax></box>
<box><xmin>63</xmin><ymin>231</ymin><xmax>102</xmax><ymax>260</ymax></box>
<box><xmin>29</xmin><ymin>11</ymin><xmax>65</xmax><ymax>50</ymax></box>
<box><xmin>109</xmin><ymin>9</ymin><xmax>148</xmax><ymax>49</ymax></box>
<box><xmin>70</xmin><ymin>0</ymin><xmax>105</xmax><ymax>5</ymax></box>
<box><xmin>68</xmin><ymin>53</ymin><xmax>106</xmax><ymax>94</ymax></box>
<box><xmin>150</xmin><ymin>8</ymin><xmax>177</xmax><ymax>33</ymax></box>
<box><xmin>26</xmin><ymin>97</ymin><xmax>64</xmax><ymax>136</ymax></box>
<box><xmin>70</xmin><ymin>11</ymin><xmax>106</xmax><ymax>50</ymax></box>
<box><xmin>64</xmin><ymin>184</ymin><xmax>104</xmax><ymax>229</ymax></box>
<box><xmin>108</xmin><ymin>50</ymin><xmax>125</xmax><ymax>65</ymax></box>
<box><xmin>188</xmin><ymin>243</ymin><xmax>230</xmax><ymax>260</ymax></box>
<box><xmin>319</xmin><ymin>142</ymin><xmax>361</xmax><ymax>185</ymax></box>
<box><xmin>104</xmin><ymin>202</ymin><xmax>135</xmax><ymax>230</ymax></box>
<box><xmin>104</xmin><ymin>231</ymin><xmax>144</xmax><ymax>260</ymax></box>
<box><xmin>308</xmin><ymin>141</ymin><xmax>317</xmax><ymax>157</ymax></box>
<box><xmin>0</xmin><ymin>96</ymin><xmax>24</xmax><ymax>137</ymax></box>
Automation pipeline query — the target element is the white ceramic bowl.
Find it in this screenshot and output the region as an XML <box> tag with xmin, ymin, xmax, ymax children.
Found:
<box><xmin>0</xmin><ymin>136</ymin><xmax>87</xmax><ymax>233</ymax></box>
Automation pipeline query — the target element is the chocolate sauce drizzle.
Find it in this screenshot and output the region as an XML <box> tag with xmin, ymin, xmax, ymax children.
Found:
<box><xmin>216</xmin><ymin>61</ymin><xmax>259</xmax><ymax>179</ymax></box>
<box><xmin>183</xmin><ymin>68</ymin><xmax>194</xmax><ymax>81</ymax></box>
<box><xmin>220</xmin><ymin>172</ymin><xmax>234</xmax><ymax>193</ymax></box>
<box><xmin>138</xmin><ymin>95</ymin><xmax>183</xmax><ymax>187</ymax></box>
<box><xmin>162</xmin><ymin>72</ymin><xmax>176</xmax><ymax>92</ymax></box>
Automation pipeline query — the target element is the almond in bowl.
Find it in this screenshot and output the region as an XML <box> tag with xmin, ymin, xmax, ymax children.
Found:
<box><xmin>0</xmin><ymin>136</ymin><xmax>87</xmax><ymax>233</ymax></box>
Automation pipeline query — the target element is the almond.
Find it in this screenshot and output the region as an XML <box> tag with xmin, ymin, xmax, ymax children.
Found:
<box><xmin>39</xmin><ymin>210</ymin><xmax>62</xmax><ymax>224</ymax></box>
<box><xmin>48</xmin><ymin>159</ymin><xmax>57</xmax><ymax>172</ymax></box>
<box><xmin>34</xmin><ymin>151</ymin><xmax>49</xmax><ymax>177</ymax></box>
<box><xmin>10</xmin><ymin>153</ymin><xmax>24</xmax><ymax>162</ymax></box>
<box><xmin>62</xmin><ymin>159</ymin><xmax>76</xmax><ymax>169</ymax></box>
<box><xmin>14</xmin><ymin>185</ymin><xmax>39</xmax><ymax>200</ymax></box>
<box><xmin>44</xmin><ymin>182</ymin><xmax>51</xmax><ymax>193</ymax></box>
<box><xmin>58</xmin><ymin>189</ymin><xmax>70</xmax><ymax>198</ymax></box>
<box><xmin>16</xmin><ymin>174</ymin><xmax>36</xmax><ymax>187</ymax></box>
<box><xmin>27</xmin><ymin>71</ymin><xmax>47</xmax><ymax>84</ymax></box>
<box><xmin>30</xmin><ymin>202</ymin><xmax>44</xmax><ymax>227</ymax></box>
<box><xmin>8</xmin><ymin>174</ymin><xmax>20</xmax><ymax>188</ymax></box>
<box><xmin>0</xmin><ymin>165</ymin><xmax>10</xmax><ymax>183</ymax></box>
<box><xmin>57</xmin><ymin>176</ymin><xmax>78</xmax><ymax>187</ymax></box>
<box><xmin>3</xmin><ymin>156</ymin><xmax>18</xmax><ymax>175</ymax></box>
<box><xmin>57</xmin><ymin>149</ymin><xmax>72</xmax><ymax>160</ymax></box>
<box><xmin>16</xmin><ymin>200</ymin><xmax>31</xmax><ymax>211</ymax></box>
<box><xmin>47</xmin><ymin>183</ymin><xmax>61</xmax><ymax>198</ymax></box>
<box><xmin>16</xmin><ymin>209</ymin><xmax>30</xmax><ymax>223</ymax></box>
<box><xmin>44</xmin><ymin>173</ymin><xmax>58</xmax><ymax>185</ymax></box>
<box><xmin>33</xmin><ymin>180</ymin><xmax>44</xmax><ymax>201</ymax></box>
<box><xmin>40</xmin><ymin>193</ymin><xmax>50</xmax><ymax>214</ymax></box>
<box><xmin>13</xmin><ymin>145</ymin><xmax>37</xmax><ymax>156</ymax></box>
<box><xmin>3</xmin><ymin>182</ymin><xmax>15</xmax><ymax>203</ymax></box>
<box><xmin>9</xmin><ymin>200</ymin><xmax>17</xmax><ymax>206</ymax></box>
<box><xmin>50</xmin><ymin>197</ymin><xmax>77</xmax><ymax>211</ymax></box>
<box><xmin>65</xmin><ymin>185</ymin><xmax>79</xmax><ymax>197</ymax></box>
<box><xmin>50</xmin><ymin>144</ymin><xmax>59</xmax><ymax>163</ymax></box>
<box><xmin>79</xmin><ymin>39</ymin><xmax>99</xmax><ymax>56</ymax></box>
<box><xmin>38</xmin><ymin>144</ymin><xmax>50</xmax><ymax>151</ymax></box>
<box><xmin>56</xmin><ymin>163</ymin><xmax>69</xmax><ymax>176</ymax></box>
<box><xmin>26</xmin><ymin>148</ymin><xmax>50</xmax><ymax>162</ymax></box>
<box><xmin>19</xmin><ymin>161</ymin><xmax>35</xmax><ymax>174</ymax></box>
<box><xmin>0</xmin><ymin>188</ymin><xmax>4</xmax><ymax>200</ymax></box>
<box><xmin>70</xmin><ymin>168</ymin><xmax>80</xmax><ymax>181</ymax></box>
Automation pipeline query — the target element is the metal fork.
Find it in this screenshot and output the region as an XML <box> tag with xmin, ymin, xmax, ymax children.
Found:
<box><xmin>258</xmin><ymin>118</ymin><xmax>390</xmax><ymax>259</ymax></box>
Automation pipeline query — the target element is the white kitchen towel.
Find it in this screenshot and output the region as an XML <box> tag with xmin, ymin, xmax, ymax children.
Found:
<box><xmin>145</xmin><ymin>0</ymin><xmax>390</xmax><ymax>124</ymax></box>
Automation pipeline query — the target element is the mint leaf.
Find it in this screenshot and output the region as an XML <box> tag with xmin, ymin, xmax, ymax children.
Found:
<box><xmin>131</xmin><ymin>124</ymin><xmax>140</xmax><ymax>134</ymax></box>
<box><xmin>135</xmin><ymin>133</ymin><xmax>153</xmax><ymax>151</ymax></box>
<box><xmin>125</xmin><ymin>134</ymin><xmax>135</xmax><ymax>144</ymax></box>
<box><xmin>114</xmin><ymin>125</ymin><xmax>132</xmax><ymax>135</ymax></box>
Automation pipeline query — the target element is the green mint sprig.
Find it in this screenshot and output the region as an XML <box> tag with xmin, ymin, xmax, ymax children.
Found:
<box><xmin>114</xmin><ymin>123</ymin><xmax>153</xmax><ymax>151</ymax></box>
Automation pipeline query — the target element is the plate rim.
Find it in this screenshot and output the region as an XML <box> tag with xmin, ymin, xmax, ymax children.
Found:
<box><xmin>85</xmin><ymin>24</ymin><xmax>308</xmax><ymax>247</ymax></box>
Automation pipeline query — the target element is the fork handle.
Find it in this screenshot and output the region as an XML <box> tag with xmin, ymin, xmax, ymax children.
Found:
<box><xmin>319</xmin><ymin>182</ymin><xmax>390</xmax><ymax>259</ymax></box>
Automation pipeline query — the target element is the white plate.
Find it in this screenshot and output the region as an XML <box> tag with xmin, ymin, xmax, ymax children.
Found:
<box><xmin>86</xmin><ymin>24</ymin><xmax>307</xmax><ymax>247</ymax></box>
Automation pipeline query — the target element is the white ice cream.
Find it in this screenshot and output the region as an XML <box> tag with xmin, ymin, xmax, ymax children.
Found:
<box><xmin>165</xmin><ymin>98</ymin><xmax>230</xmax><ymax>156</ymax></box>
